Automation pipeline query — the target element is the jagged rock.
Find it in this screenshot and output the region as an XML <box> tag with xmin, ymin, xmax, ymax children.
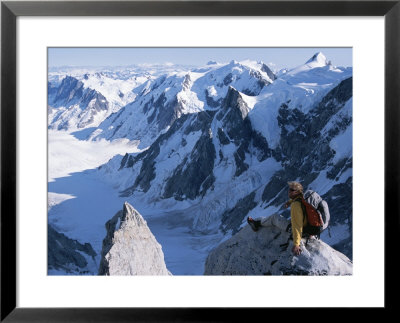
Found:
<box><xmin>182</xmin><ymin>73</ymin><xmax>192</xmax><ymax>90</ymax></box>
<box><xmin>53</xmin><ymin>76</ymin><xmax>84</xmax><ymax>107</ymax></box>
<box><xmin>261</xmin><ymin>63</ymin><xmax>277</xmax><ymax>81</ymax></box>
<box><xmin>50</xmin><ymin>76</ymin><xmax>108</xmax><ymax>113</ymax></box>
<box><xmin>48</xmin><ymin>224</ymin><xmax>97</xmax><ymax>274</ymax></box>
<box><xmin>163</xmin><ymin>125</ymin><xmax>216</xmax><ymax>200</ymax></box>
<box><xmin>48</xmin><ymin>75</ymin><xmax>110</xmax><ymax>130</ymax></box>
<box><xmin>204</xmin><ymin>219</ymin><xmax>353</xmax><ymax>275</ymax></box>
<box><xmin>98</xmin><ymin>202</ymin><xmax>171</xmax><ymax>275</ymax></box>
<box><xmin>218</xmin><ymin>86</ymin><xmax>251</xmax><ymax>122</ymax></box>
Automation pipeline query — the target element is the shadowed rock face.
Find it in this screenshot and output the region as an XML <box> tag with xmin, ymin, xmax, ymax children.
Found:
<box><xmin>204</xmin><ymin>220</ymin><xmax>353</xmax><ymax>275</ymax></box>
<box><xmin>163</xmin><ymin>128</ymin><xmax>216</xmax><ymax>200</ymax></box>
<box><xmin>51</xmin><ymin>76</ymin><xmax>109</xmax><ymax>112</ymax></box>
<box><xmin>48</xmin><ymin>224</ymin><xmax>97</xmax><ymax>274</ymax></box>
<box><xmin>219</xmin><ymin>192</ymin><xmax>257</xmax><ymax>235</ymax></box>
<box><xmin>52</xmin><ymin>76</ymin><xmax>84</xmax><ymax>107</ymax></box>
<box><xmin>98</xmin><ymin>202</ymin><xmax>171</xmax><ymax>276</ymax></box>
<box><xmin>48</xmin><ymin>75</ymin><xmax>110</xmax><ymax>130</ymax></box>
<box><xmin>261</xmin><ymin>63</ymin><xmax>277</xmax><ymax>82</ymax></box>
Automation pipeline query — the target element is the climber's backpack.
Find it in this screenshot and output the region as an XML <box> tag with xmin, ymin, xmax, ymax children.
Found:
<box><xmin>299</xmin><ymin>190</ymin><xmax>330</xmax><ymax>237</ymax></box>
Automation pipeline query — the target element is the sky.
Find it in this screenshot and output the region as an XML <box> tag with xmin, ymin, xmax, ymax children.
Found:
<box><xmin>48</xmin><ymin>47</ymin><xmax>352</xmax><ymax>70</ymax></box>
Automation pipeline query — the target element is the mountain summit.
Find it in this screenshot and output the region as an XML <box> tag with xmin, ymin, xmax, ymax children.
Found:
<box><xmin>285</xmin><ymin>52</ymin><xmax>332</xmax><ymax>76</ymax></box>
<box><xmin>305</xmin><ymin>52</ymin><xmax>329</xmax><ymax>67</ymax></box>
<box><xmin>98</xmin><ymin>202</ymin><xmax>171</xmax><ymax>275</ymax></box>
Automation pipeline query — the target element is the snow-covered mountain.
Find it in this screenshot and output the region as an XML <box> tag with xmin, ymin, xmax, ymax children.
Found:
<box><xmin>48</xmin><ymin>52</ymin><xmax>353</xmax><ymax>275</ymax></box>
<box><xmin>47</xmin><ymin>64</ymin><xmax>203</xmax><ymax>132</ymax></box>
<box><xmin>86</xmin><ymin>59</ymin><xmax>276</xmax><ymax>148</ymax></box>
<box><xmin>48</xmin><ymin>69</ymin><xmax>152</xmax><ymax>130</ymax></box>
<box><xmin>48</xmin><ymin>76</ymin><xmax>110</xmax><ymax>130</ymax></box>
<box><xmin>95</xmin><ymin>52</ymin><xmax>353</xmax><ymax>259</ymax></box>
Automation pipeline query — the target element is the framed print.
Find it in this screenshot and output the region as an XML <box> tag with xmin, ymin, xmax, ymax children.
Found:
<box><xmin>1</xmin><ymin>0</ymin><xmax>399</xmax><ymax>321</ymax></box>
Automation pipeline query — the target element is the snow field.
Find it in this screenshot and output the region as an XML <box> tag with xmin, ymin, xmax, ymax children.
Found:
<box><xmin>48</xmin><ymin>129</ymin><xmax>141</xmax><ymax>182</ymax></box>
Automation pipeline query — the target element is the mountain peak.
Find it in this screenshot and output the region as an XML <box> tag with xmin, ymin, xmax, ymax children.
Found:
<box><xmin>122</xmin><ymin>201</ymin><xmax>146</xmax><ymax>227</ymax></box>
<box><xmin>99</xmin><ymin>202</ymin><xmax>171</xmax><ymax>275</ymax></box>
<box><xmin>223</xmin><ymin>86</ymin><xmax>251</xmax><ymax>120</ymax></box>
<box><xmin>305</xmin><ymin>52</ymin><xmax>328</xmax><ymax>66</ymax></box>
<box><xmin>285</xmin><ymin>52</ymin><xmax>330</xmax><ymax>76</ymax></box>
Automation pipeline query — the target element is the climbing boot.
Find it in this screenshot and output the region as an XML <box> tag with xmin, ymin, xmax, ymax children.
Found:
<box><xmin>247</xmin><ymin>217</ymin><xmax>261</xmax><ymax>232</ymax></box>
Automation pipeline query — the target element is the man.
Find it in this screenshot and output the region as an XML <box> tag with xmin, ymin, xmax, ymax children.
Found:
<box><xmin>286</xmin><ymin>181</ymin><xmax>306</xmax><ymax>256</ymax></box>
<box><xmin>247</xmin><ymin>181</ymin><xmax>306</xmax><ymax>256</ymax></box>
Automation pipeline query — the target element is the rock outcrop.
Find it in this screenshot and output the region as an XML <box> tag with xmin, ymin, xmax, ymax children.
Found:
<box><xmin>48</xmin><ymin>224</ymin><xmax>97</xmax><ymax>275</ymax></box>
<box><xmin>98</xmin><ymin>202</ymin><xmax>171</xmax><ymax>275</ymax></box>
<box><xmin>204</xmin><ymin>217</ymin><xmax>353</xmax><ymax>275</ymax></box>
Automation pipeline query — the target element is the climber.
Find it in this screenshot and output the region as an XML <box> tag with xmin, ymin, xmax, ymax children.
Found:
<box><xmin>247</xmin><ymin>181</ymin><xmax>306</xmax><ymax>256</ymax></box>
<box><xmin>285</xmin><ymin>181</ymin><xmax>306</xmax><ymax>256</ymax></box>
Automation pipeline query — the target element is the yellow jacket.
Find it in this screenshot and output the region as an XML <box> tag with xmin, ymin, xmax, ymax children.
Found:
<box><xmin>290</xmin><ymin>198</ymin><xmax>307</xmax><ymax>246</ymax></box>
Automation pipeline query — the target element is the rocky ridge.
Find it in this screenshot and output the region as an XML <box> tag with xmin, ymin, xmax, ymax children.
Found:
<box><xmin>204</xmin><ymin>216</ymin><xmax>353</xmax><ymax>275</ymax></box>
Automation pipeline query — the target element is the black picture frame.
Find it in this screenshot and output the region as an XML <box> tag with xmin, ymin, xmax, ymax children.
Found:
<box><xmin>1</xmin><ymin>0</ymin><xmax>398</xmax><ymax>321</ymax></box>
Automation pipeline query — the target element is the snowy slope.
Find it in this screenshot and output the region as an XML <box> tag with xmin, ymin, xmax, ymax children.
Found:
<box><xmin>89</xmin><ymin>72</ymin><xmax>205</xmax><ymax>148</ymax></box>
<box><xmin>90</xmin><ymin>60</ymin><xmax>276</xmax><ymax>148</ymax></box>
<box><xmin>249</xmin><ymin>52</ymin><xmax>352</xmax><ymax>148</ymax></box>
<box><xmin>48</xmin><ymin>75</ymin><xmax>114</xmax><ymax>130</ymax></box>
<box><xmin>47</xmin><ymin>64</ymin><xmax>195</xmax><ymax>131</ymax></box>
